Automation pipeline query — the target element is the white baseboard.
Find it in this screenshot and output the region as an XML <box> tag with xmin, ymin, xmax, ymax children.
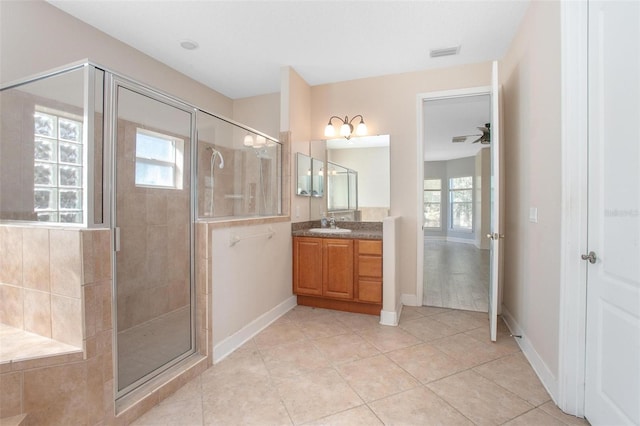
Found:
<box><xmin>213</xmin><ymin>295</ymin><xmax>297</xmax><ymax>363</ymax></box>
<box><xmin>501</xmin><ymin>305</ymin><xmax>559</xmax><ymax>402</ymax></box>
<box><xmin>424</xmin><ymin>236</ymin><xmax>476</xmax><ymax>245</ymax></box>
<box><xmin>401</xmin><ymin>293</ymin><xmax>419</xmax><ymax>306</ymax></box>
<box><xmin>380</xmin><ymin>301</ymin><xmax>403</xmax><ymax>326</ymax></box>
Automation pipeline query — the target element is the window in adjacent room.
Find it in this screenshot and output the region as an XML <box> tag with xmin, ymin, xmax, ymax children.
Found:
<box><xmin>423</xmin><ymin>178</ymin><xmax>442</xmax><ymax>228</ymax></box>
<box><xmin>449</xmin><ymin>176</ymin><xmax>473</xmax><ymax>231</ymax></box>
<box><xmin>33</xmin><ymin>109</ymin><xmax>84</xmax><ymax>223</ymax></box>
<box><xmin>135</xmin><ymin>129</ymin><xmax>184</xmax><ymax>189</ymax></box>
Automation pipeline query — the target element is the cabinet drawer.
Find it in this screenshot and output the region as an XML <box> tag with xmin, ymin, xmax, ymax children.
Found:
<box><xmin>358</xmin><ymin>280</ymin><xmax>382</xmax><ymax>303</ymax></box>
<box><xmin>358</xmin><ymin>256</ymin><xmax>382</xmax><ymax>278</ymax></box>
<box><xmin>358</xmin><ymin>240</ymin><xmax>382</xmax><ymax>255</ymax></box>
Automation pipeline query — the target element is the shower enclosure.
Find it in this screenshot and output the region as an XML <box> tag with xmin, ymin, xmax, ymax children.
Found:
<box><xmin>0</xmin><ymin>62</ymin><xmax>282</xmax><ymax>400</ymax></box>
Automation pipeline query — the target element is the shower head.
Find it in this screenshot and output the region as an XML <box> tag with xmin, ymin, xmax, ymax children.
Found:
<box><xmin>207</xmin><ymin>147</ymin><xmax>225</xmax><ymax>169</ymax></box>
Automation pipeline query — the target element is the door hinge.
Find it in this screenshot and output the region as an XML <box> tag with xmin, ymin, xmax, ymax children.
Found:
<box><xmin>581</xmin><ymin>251</ymin><xmax>596</xmax><ymax>264</ymax></box>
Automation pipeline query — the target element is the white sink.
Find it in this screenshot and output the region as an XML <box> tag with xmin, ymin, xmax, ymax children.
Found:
<box><xmin>309</xmin><ymin>228</ymin><xmax>352</xmax><ymax>234</ymax></box>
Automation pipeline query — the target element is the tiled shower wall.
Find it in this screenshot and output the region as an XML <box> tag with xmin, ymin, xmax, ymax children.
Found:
<box><xmin>0</xmin><ymin>226</ymin><xmax>115</xmax><ymax>424</ymax></box>
<box><xmin>0</xmin><ymin>226</ymin><xmax>90</xmax><ymax>346</ymax></box>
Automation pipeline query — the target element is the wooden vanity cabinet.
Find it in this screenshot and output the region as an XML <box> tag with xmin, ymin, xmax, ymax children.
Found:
<box><xmin>293</xmin><ymin>236</ymin><xmax>381</xmax><ymax>315</ymax></box>
<box><xmin>355</xmin><ymin>240</ymin><xmax>383</xmax><ymax>304</ymax></box>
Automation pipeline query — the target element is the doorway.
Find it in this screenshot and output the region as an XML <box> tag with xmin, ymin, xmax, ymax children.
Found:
<box><xmin>112</xmin><ymin>79</ymin><xmax>196</xmax><ymax>398</ymax></box>
<box><xmin>421</xmin><ymin>94</ymin><xmax>491</xmax><ymax>312</ymax></box>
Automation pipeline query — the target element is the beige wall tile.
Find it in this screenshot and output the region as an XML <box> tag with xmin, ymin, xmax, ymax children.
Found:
<box><xmin>82</xmin><ymin>230</ymin><xmax>96</xmax><ymax>284</ymax></box>
<box><xmin>22</xmin><ymin>228</ymin><xmax>50</xmax><ymax>291</ymax></box>
<box><xmin>146</xmin><ymin>193</ymin><xmax>167</xmax><ymax>225</ymax></box>
<box><xmin>0</xmin><ymin>284</ymin><xmax>23</xmax><ymax>329</ymax></box>
<box><xmin>51</xmin><ymin>294</ymin><xmax>83</xmax><ymax>347</ymax></box>
<box><xmin>49</xmin><ymin>229</ymin><xmax>82</xmax><ymax>298</ymax></box>
<box><xmin>23</xmin><ymin>362</ymin><xmax>88</xmax><ymax>425</ymax></box>
<box><xmin>94</xmin><ymin>230</ymin><xmax>112</xmax><ymax>281</ymax></box>
<box><xmin>86</xmin><ymin>356</ymin><xmax>105</xmax><ymax>425</ymax></box>
<box><xmin>23</xmin><ymin>288</ymin><xmax>51</xmax><ymax>338</ymax></box>
<box><xmin>0</xmin><ymin>371</ymin><xmax>22</xmax><ymax>418</ymax></box>
<box><xmin>0</xmin><ymin>227</ymin><xmax>23</xmax><ymax>286</ymax></box>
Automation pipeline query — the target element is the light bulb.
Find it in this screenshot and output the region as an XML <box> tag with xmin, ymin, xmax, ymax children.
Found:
<box><xmin>254</xmin><ymin>135</ymin><xmax>266</xmax><ymax>146</ymax></box>
<box><xmin>339</xmin><ymin>123</ymin><xmax>351</xmax><ymax>137</ymax></box>
<box><xmin>243</xmin><ymin>134</ymin><xmax>254</xmax><ymax>147</ymax></box>
<box><xmin>324</xmin><ymin>124</ymin><xmax>336</xmax><ymax>137</ymax></box>
<box><xmin>356</xmin><ymin>120</ymin><xmax>367</xmax><ymax>136</ymax></box>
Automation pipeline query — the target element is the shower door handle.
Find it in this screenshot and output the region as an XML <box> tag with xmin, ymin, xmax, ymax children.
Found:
<box><xmin>114</xmin><ymin>227</ymin><xmax>121</xmax><ymax>252</ymax></box>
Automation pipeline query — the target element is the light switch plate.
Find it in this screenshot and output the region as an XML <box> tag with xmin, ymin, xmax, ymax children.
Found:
<box><xmin>529</xmin><ymin>207</ymin><xmax>538</xmax><ymax>223</ymax></box>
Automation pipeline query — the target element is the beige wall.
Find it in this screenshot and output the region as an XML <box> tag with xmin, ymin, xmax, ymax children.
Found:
<box><xmin>233</xmin><ymin>93</ymin><xmax>281</xmax><ymax>139</ymax></box>
<box><xmin>282</xmin><ymin>67</ymin><xmax>313</xmax><ymax>223</ymax></box>
<box><xmin>308</xmin><ymin>62</ymin><xmax>492</xmax><ymax>297</ymax></box>
<box><xmin>500</xmin><ymin>0</ymin><xmax>562</xmax><ymax>379</ymax></box>
<box><xmin>0</xmin><ymin>0</ymin><xmax>232</xmax><ymax>117</ymax></box>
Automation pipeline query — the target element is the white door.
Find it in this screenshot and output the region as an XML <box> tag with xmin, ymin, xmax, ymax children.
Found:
<box><xmin>584</xmin><ymin>1</ymin><xmax>640</xmax><ymax>425</ymax></box>
<box><xmin>487</xmin><ymin>60</ymin><xmax>502</xmax><ymax>342</ymax></box>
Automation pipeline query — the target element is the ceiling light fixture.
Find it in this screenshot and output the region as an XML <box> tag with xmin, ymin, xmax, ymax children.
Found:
<box><xmin>324</xmin><ymin>115</ymin><xmax>367</xmax><ymax>140</ymax></box>
<box><xmin>180</xmin><ymin>39</ymin><xmax>199</xmax><ymax>50</ymax></box>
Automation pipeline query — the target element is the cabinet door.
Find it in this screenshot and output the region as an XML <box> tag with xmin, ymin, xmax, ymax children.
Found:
<box><xmin>323</xmin><ymin>239</ymin><xmax>354</xmax><ymax>299</ymax></box>
<box><xmin>293</xmin><ymin>237</ymin><xmax>323</xmax><ymax>296</ymax></box>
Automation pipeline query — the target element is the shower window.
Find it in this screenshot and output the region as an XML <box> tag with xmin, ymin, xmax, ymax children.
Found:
<box><xmin>135</xmin><ymin>129</ymin><xmax>184</xmax><ymax>189</ymax></box>
<box><xmin>33</xmin><ymin>108</ymin><xmax>84</xmax><ymax>223</ymax></box>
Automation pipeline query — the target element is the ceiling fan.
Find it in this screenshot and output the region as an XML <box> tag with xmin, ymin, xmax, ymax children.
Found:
<box><xmin>451</xmin><ymin>122</ymin><xmax>491</xmax><ymax>144</ymax></box>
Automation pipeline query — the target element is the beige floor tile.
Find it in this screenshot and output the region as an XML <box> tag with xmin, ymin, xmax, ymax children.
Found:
<box><xmin>399</xmin><ymin>315</ymin><xmax>461</xmax><ymax>342</ymax></box>
<box><xmin>254</xmin><ymin>321</ymin><xmax>307</xmax><ymax>349</ymax></box>
<box><xmin>356</xmin><ymin>326</ymin><xmax>421</xmax><ymax>353</ymax></box>
<box><xmin>336</xmin><ymin>354</ymin><xmax>419</xmax><ymax>402</ymax></box>
<box><xmin>387</xmin><ymin>343</ymin><xmax>475</xmax><ymax>384</ymax></box>
<box><xmin>163</xmin><ymin>374</ymin><xmax>202</xmax><ymax>403</ymax></box>
<box><xmin>274</xmin><ymin>368</ymin><xmax>363</xmax><ymax>424</ymax></box>
<box><xmin>473</xmin><ymin>352</ymin><xmax>551</xmax><ymax>406</ymax></box>
<box><xmin>431</xmin><ymin>310</ymin><xmax>489</xmax><ymax>333</ymax></box>
<box><xmin>284</xmin><ymin>306</ymin><xmax>336</xmax><ymax>324</ymax></box>
<box><xmin>427</xmin><ymin>370</ymin><xmax>533</xmax><ymax>426</ymax></box>
<box><xmin>504</xmin><ymin>408</ymin><xmax>567</xmax><ymax>426</ymax></box>
<box><xmin>369</xmin><ymin>386</ymin><xmax>473</xmax><ymax>425</ymax></box>
<box><xmin>333</xmin><ymin>311</ymin><xmax>381</xmax><ymax>331</ymax></box>
<box><xmin>397</xmin><ymin>307</ymin><xmax>424</xmax><ymax>324</ymax></box>
<box><xmin>538</xmin><ymin>401</ymin><xmax>590</xmax><ymax>425</ymax></box>
<box><xmin>414</xmin><ymin>305</ymin><xmax>453</xmax><ymax>317</ymax></box>
<box><xmin>202</xmin><ymin>380</ymin><xmax>291</xmax><ymax>425</ymax></box>
<box><xmin>261</xmin><ymin>340</ymin><xmax>329</xmax><ymax>378</ymax></box>
<box><xmin>131</xmin><ymin>396</ymin><xmax>203</xmax><ymax>426</ymax></box>
<box><xmin>464</xmin><ymin>326</ymin><xmax>521</xmax><ymax>354</ymax></box>
<box><xmin>430</xmin><ymin>333</ymin><xmax>513</xmax><ymax>366</ymax></box>
<box><xmin>296</xmin><ymin>315</ymin><xmax>350</xmax><ymax>340</ymax></box>
<box><xmin>312</xmin><ymin>333</ymin><xmax>380</xmax><ymax>365</ymax></box>
<box><xmin>305</xmin><ymin>405</ymin><xmax>383</xmax><ymax>426</ymax></box>
<box><xmin>201</xmin><ymin>350</ymin><xmax>270</xmax><ymax>394</ymax></box>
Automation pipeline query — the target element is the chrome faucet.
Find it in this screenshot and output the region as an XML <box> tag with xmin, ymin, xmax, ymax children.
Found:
<box><xmin>329</xmin><ymin>217</ymin><xmax>336</xmax><ymax>229</ymax></box>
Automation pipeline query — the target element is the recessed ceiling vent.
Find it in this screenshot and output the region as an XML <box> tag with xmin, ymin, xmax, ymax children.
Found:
<box><xmin>430</xmin><ymin>46</ymin><xmax>461</xmax><ymax>58</ymax></box>
<box><xmin>451</xmin><ymin>136</ymin><xmax>468</xmax><ymax>143</ymax></box>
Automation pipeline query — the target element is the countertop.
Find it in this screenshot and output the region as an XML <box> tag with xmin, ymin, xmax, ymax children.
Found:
<box><xmin>291</xmin><ymin>221</ymin><xmax>382</xmax><ymax>240</ymax></box>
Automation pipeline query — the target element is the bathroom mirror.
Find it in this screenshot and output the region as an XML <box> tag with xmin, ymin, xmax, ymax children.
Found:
<box><xmin>296</xmin><ymin>152</ymin><xmax>312</xmax><ymax>196</ymax></box>
<box><xmin>311</xmin><ymin>158</ymin><xmax>324</xmax><ymax>197</ymax></box>
<box><xmin>327</xmin><ymin>162</ymin><xmax>357</xmax><ymax>211</ymax></box>
<box><xmin>326</xmin><ymin>135</ymin><xmax>390</xmax><ymax>221</ymax></box>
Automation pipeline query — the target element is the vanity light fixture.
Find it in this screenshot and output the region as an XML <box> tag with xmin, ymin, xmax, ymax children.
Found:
<box><xmin>243</xmin><ymin>133</ymin><xmax>267</xmax><ymax>148</ymax></box>
<box><xmin>324</xmin><ymin>115</ymin><xmax>367</xmax><ymax>140</ymax></box>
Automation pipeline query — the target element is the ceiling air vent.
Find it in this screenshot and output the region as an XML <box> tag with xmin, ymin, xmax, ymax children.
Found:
<box><xmin>430</xmin><ymin>46</ymin><xmax>461</xmax><ymax>58</ymax></box>
<box><xmin>452</xmin><ymin>136</ymin><xmax>468</xmax><ymax>143</ymax></box>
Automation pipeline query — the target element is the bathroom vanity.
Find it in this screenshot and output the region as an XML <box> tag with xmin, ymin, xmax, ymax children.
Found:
<box><xmin>292</xmin><ymin>222</ymin><xmax>383</xmax><ymax>315</ymax></box>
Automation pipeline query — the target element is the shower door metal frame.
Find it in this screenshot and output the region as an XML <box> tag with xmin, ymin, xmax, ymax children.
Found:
<box><xmin>106</xmin><ymin>73</ymin><xmax>198</xmax><ymax>400</ymax></box>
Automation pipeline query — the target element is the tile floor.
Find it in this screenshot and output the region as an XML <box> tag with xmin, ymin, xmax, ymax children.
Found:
<box><xmin>423</xmin><ymin>241</ymin><xmax>490</xmax><ymax>312</ymax></box>
<box><xmin>132</xmin><ymin>306</ymin><xmax>588</xmax><ymax>426</ymax></box>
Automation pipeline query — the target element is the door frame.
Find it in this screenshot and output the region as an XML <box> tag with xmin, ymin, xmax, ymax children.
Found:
<box><xmin>557</xmin><ymin>0</ymin><xmax>588</xmax><ymax>417</ymax></box>
<box><xmin>415</xmin><ymin>85</ymin><xmax>492</xmax><ymax>307</ymax></box>
<box><xmin>108</xmin><ymin>74</ymin><xmax>198</xmax><ymax>399</ymax></box>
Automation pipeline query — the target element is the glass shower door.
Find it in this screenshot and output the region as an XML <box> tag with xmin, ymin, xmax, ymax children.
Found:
<box><xmin>113</xmin><ymin>82</ymin><xmax>195</xmax><ymax>396</ymax></box>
